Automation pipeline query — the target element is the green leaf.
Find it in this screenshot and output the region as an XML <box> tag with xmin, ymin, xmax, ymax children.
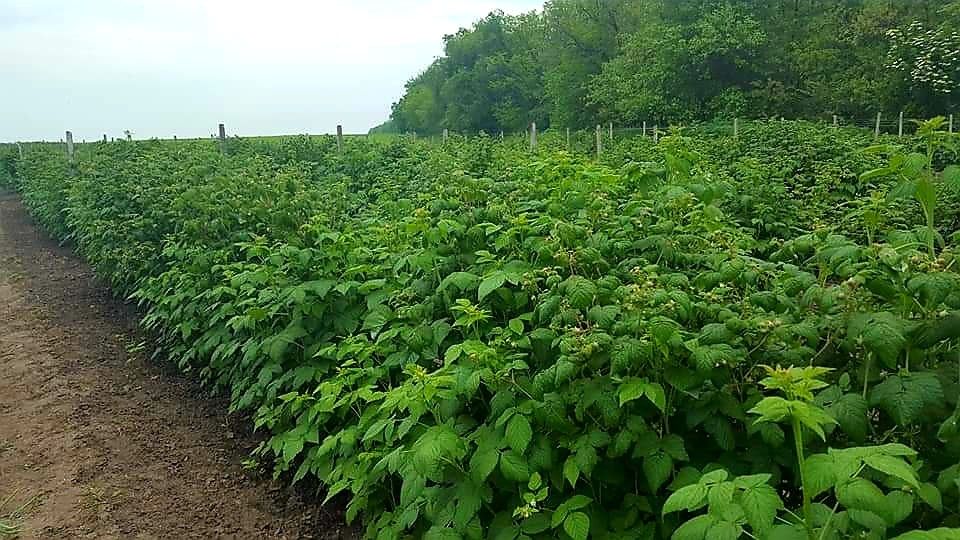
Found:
<box><xmin>749</xmin><ymin>396</ymin><xmax>792</xmax><ymax>424</ymax></box>
<box><xmin>790</xmin><ymin>401</ymin><xmax>837</xmax><ymax>441</ymax></box>
<box><xmin>886</xmin><ymin>490</ymin><xmax>914</xmax><ymax>526</ymax></box>
<box><xmin>555</xmin><ymin>495</ymin><xmax>593</xmax><ymax>524</ymax></box>
<box><xmin>662</xmin><ymin>483</ymin><xmax>709</xmax><ymax>515</ymax></box>
<box><xmin>478</xmin><ymin>272</ymin><xmax>507</xmax><ymax>301</ymax></box>
<box><xmin>836</xmin><ymin>478</ymin><xmax>889</xmax><ymax>518</ymax></box>
<box><xmin>891</xmin><ymin>529</ymin><xmax>960</xmax><ymax>540</ymax></box>
<box><xmin>500</xmin><ymin>450</ymin><xmax>529</xmax><ymax>482</ymax></box>
<box><xmin>469</xmin><ymin>448</ymin><xmax>499</xmax><ymax>483</ymax></box>
<box><xmin>645</xmin><ymin>382</ymin><xmax>667</xmax><ymax>412</ymax></box>
<box><xmin>852</xmin><ymin>313</ymin><xmax>906</xmax><ymax>369</ymax></box>
<box><xmin>864</xmin><ymin>454</ymin><xmax>919</xmax><ymax>489</ymax></box>
<box><xmin>508</xmin><ymin>317</ymin><xmax>525</xmax><ymax>334</ymax></box>
<box><xmin>707</xmin><ymin>520</ymin><xmax>741</xmax><ymax>540</ymax></box>
<box><xmin>563</xmin><ymin>456</ymin><xmax>580</xmax><ymax>487</ymax></box>
<box><xmin>619</xmin><ymin>378</ymin><xmax>648</xmax><ymax>407</ymax></box>
<box><xmin>521</xmin><ymin>513</ymin><xmax>551</xmax><ymax>534</ymax></box>
<box><xmin>562</xmin><ymin>512</ymin><xmax>590</xmax><ymax>540</ymax></box>
<box><xmin>918</xmin><ymin>482</ymin><xmax>943</xmax><ymax>512</ymax></box>
<box><xmin>644</xmin><ymin>450</ymin><xmax>673</xmax><ymax>492</ymax></box>
<box><xmin>740</xmin><ymin>483</ymin><xmax>783</xmax><ymax>534</ymax></box>
<box><xmin>830</xmin><ymin>393</ymin><xmax>869</xmax><ymax>442</ymax></box>
<box><xmin>564</xmin><ymin>276</ymin><xmax>597</xmax><ymax>310</ymax></box>
<box><xmin>870</xmin><ymin>373</ymin><xmax>943</xmax><ymax>426</ymax></box>
<box><xmin>424</xmin><ymin>526</ymin><xmax>463</xmax><ymax>540</ymax></box>
<box><xmin>804</xmin><ymin>454</ymin><xmax>838</xmax><ymax>499</ymax></box>
<box><xmin>672</xmin><ymin>514</ymin><xmax>717</xmax><ymax>540</ymax></box>
<box><xmin>506</xmin><ymin>414</ymin><xmax>533</xmax><ymax>455</ymax></box>
<box><xmin>943</xmin><ymin>165</ymin><xmax>960</xmax><ymax>192</ymax></box>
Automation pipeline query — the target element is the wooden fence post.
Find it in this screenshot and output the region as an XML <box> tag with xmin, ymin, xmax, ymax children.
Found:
<box><xmin>16</xmin><ymin>142</ymin><xmax>23</xmax><ymax>159</ymax></box>
<box><xmin>530</xmin><ymin>122</ymin><xmax>537</xmax><ymax>152</ymax></box>
<box><xmin>443</xmin><ymin>128</ymin><xmax>448</xmax><ymax>144</ymax></box>
<box><xmin>875</xmin><ymin>112</ymin><xmax>882</xmax><ymax>138</ymax></box>
<box><xmin>832</xmin><ymin>115</ymin><xmax>838</xmax><ymax>129</ymax></box>
<box><xmin>566</xmin><ymin>127</ymin><xmax>571</xmax><ymax>150</ymax></box>
<box><xmin>733</xmin><ymin>118</ymin><xmax>739</xmax><ymax>138</ymax></box>
<box><xmin>65</xmin><ymin>131</ymin><xmax>74</xmax><ymax>163</ymax></box>
<box><xmin>608</xmin><ymin>122</ymin><xmax>613</xmax><ymax>141</ymax></box>
<box><xmin>949</xmin><ymin>114</ymin><xmax>954</xmax><ymax>134</ymax></box>
<box><xmin>653</xmin><ymin>125</ymin><xmax>659</xmax><ymax>144</ymax></box>
<box><xmin>898</xmin><ymin>111</ymin><xmax>904</xmax><ymax>137</ymax></box>
<box><xmin>642</xmin><ymin>121</ymin><xmax>647</xmax><ymax>138</ymax></box>
<box><xmin>336</xmin><ymin>125</ymin><xmax>344</xmax><ymax>153</ymax></box>
<box><xmin>595</xmin><ymin>125</ymin><xmax>602</xmax><ymax>158</ymax></box>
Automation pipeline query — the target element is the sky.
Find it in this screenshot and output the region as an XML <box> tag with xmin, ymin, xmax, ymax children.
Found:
<box><xmin>0</xmin><ymin>0</ymin><xmax>543</xmax><ymax>141</ymax></box>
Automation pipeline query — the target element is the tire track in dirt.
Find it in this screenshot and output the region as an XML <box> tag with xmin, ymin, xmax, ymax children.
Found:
<box><xmin>0</xmin><ymin>191</ymin><xmax>350</xmax><ymax>539</ymax></box>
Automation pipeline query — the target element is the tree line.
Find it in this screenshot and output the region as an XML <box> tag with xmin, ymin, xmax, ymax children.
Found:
<box><xmin>374</xmin><ymin>0</ymin><xmax>960</xmax><ymax>135</ymax></box>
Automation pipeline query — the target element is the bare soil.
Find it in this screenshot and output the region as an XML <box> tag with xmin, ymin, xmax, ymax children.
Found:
<box><xmin>0</xmin><ymin>191</ymin><xmax>350</xmax><ymax>539</ymax></box>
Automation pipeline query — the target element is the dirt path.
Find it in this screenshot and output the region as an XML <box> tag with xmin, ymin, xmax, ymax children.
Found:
<box><xmin>0</xmin><ymin>191</ymin><xmax>348</xmax><ymax>539</ymax></box>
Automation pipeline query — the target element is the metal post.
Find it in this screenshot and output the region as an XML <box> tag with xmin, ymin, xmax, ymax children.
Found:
<box><xmin>443</xmin><ymin>128</ymin><xmax>448</xmax><ymax>144</ymax></box>
<box><xmin>566</xmin><ymin>127</ymin><xmax>571</xmax><ymax>150</ymax></box>
<box><xmin>733</xmin><ymin>118</ymin><xmax>739</xmax><ymax>138</ymax></box>
<box><xmin>65</xmin><ymin>131</ymin><xmax>74</xmax><ymax>163</ymax></box>
<box><xmin>16</xmin><ymin>142</ymin><xmax>23</xmax><ymax>159</ymax></box>
<box><xmin>595</xmin><ymin>125</ymin><xmax>602</xmax><ymax>158</ymax></box>
<box><xmin>949</xmin><ymin>114</ymin><xmax>954</xmax><ymax>134</ymax></box>
<box><xmin>642</xmin><ymin>121</ymin><xmax>647</xmax><ymax>138</ymax></box>
<box><xmin>336</xmin><ymin>125</ymin><xmax>343</xmax><ymax>153</ymax></box>
<box><xmin>875</xmin><ymin>112</ymin><xmax>881</xmax><ymax>138</ymax></box>
<box><xmin>530</xmin><ymin>122</ymin><xmax>537</xmax><ymax>152</ymax></box>
<box><xmin>898</xmin><ymin>111</ymin><xmax>904</xmax><ymax>137</ymax></box>
<box><xmin>653</xmin><ymin>126</ymin><xmax>659</xmax><ymax>144</ymax></box>
<box><xmin>218</xmin><ymin>123</ymin><xmax>226</xmax><ymax>153</ymax></box>
<box><xmin>832</xmin><ymin>115</ymin><xmax>838</xmax><ymax>129</ymax></box>
<box><xmin>608</xmin><ymin>122</ymin><xmax>613</xmax><ymax>141</ymax></box>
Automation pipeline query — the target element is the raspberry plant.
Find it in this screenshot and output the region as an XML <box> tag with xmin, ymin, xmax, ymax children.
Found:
<box><xmin>5</xmin><ymin>124</ymin><xmax>960</xmax><ymax>539</ymax></box>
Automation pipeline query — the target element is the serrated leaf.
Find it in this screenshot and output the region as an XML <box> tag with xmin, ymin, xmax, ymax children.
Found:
<box><xmin>671</xmin><ymin>514</ymin><xmax>717</xmax><ymax>540</ymax></box>
<box><xmin>917</xmin><ymin>482</ymin><xmax>943</xmax><ymax>512</ymax></box>
<box><xmin>740</xmin><ymin>483</ymin><xmax>783</xmax><ymax>534</ymax></box>
<box><xmin>871</xmin><ymin>373</ymin><xmax>943</xmax><ymax>426</ymax></box>
<box><xmin>864</xmin><ymin>454</ymin><xmax>919</xmax><ymax>488</ymax></box>
<box><xmin>469</xmin><ymin>448</ymin><xmax>498</xmax><ymax>483</ymax></box>
<box><xmin>478</xmin><ymin>272</ymin><xmax>506</xmax><ymax>301</ymax></box>
<box><xmin>563</xmin><ymin>512</ymin><xmax>590</xmax><ymax>540</ymax></box>
<box><xmin>645</xmin><ymin>382</ymin><xmax>667</xmax><ymax>412</ymax></box>
<box><xmin>663</xmin><ymin>483</ymin><xmax>709</xmax><ymax>515</ymax></box>
<box><xmin>943</xmin><ymin>165</ymin><xmax>960</xmax><ymax>192</ymax></box>
<box><xmin>506</xmin><ymin>414</ymin><xmax>533</xmax><ymax>455</ymax></box>
<box><xmin>644</xmin><ymin>450</ymin><xmax>673</xmax><ymax>492</ymax></box>
<box><xmin>891</xmin><ymin>529</ymin><xmax>960</xmax><ymax>540</ymax></box>
<box><xmin>619</xmin><ymin>378</ymin><xmax>648</xmax><ymax>407</ymax></box>
<box><xmin>661</xmin><ymin>434</ymin><xmax>688</xmax><ymax>461</ymax></box>
<box><xmin>836</xmin><ymin>478</ymin><xmax>889</xmax><ymax>518</ymax></box>
<box><xmin>424</xmin><ymin>526</ymin><xmax>463</xmax><ymax>540</ymax></box>
<box><xmin>565</xmin><ymin>276</ymin><xmax>597</xmax><ymax>310</ymax></box>
<box><xmin>804</xmin><ymin>454</ymin><xmax>838</xmax><ymax>499</ymax></box>
<box><xmin>830</xmin><ymin>393</ymin><xmax>869</xmax><ymax>442</ymax></box>
<box><xmin>707</xmin><ymin>520</ymin><xmax>741</xmax><ymax>540</ymax></box>
<box><xmin>885</xmin><ymin>490</ymin><xmax>914</xmax><ymax>526</ymax></box>
<box><xmin>500</xmin><ymin>450</ymin><xmax>529</xmax><ymax>482</ymax></box>
<box><xmin>563</xmin><ymin>456</ymin><xmax>580</xmax><ymax>487</ymax></box>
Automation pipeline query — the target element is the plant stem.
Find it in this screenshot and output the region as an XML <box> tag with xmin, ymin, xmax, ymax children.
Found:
<box><xmin>862</xmin><ymin>353</ymin><xmax>872</xmax><ymax>400</ymax></box>
<box><xmin>791</xmin><ymin>417</ymin><xmax>814</xmax><ymax>540</ymax></box>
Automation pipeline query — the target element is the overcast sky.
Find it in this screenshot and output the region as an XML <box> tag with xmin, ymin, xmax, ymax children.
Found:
<box><xmin>0</xmin><ymin>0</ymin><xmax>542</xmax><ymax>141</ymax></box>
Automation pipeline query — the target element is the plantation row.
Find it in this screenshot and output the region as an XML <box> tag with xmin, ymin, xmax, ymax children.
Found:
<box><xmin>2</xmin><ymin>121</ymin><xmax>960</xmax><ymax>539</ymax></box>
